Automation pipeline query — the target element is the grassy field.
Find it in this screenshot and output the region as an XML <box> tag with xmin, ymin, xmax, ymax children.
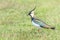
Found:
<box><xmin>0</xmin><ymin>0</ymin><xmax>60</xmax><ymax>40</ymax></box>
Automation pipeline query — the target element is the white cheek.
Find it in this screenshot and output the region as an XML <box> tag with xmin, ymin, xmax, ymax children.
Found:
<box><xmin>30</xmin><ymin>11</ymin><xmax>34</xmax><ymax>17</ymax></box>
<box><xmin>31</xmin><ymin>11</ymin><xmax>34</xmax><ymax>14</ymax></box>
<box><xmin>31</xmin><ymin>14</ymin><xmax>34</xmax><ymax>16</ymax></box>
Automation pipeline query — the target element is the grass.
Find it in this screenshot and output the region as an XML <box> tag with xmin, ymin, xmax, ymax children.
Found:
<box><xmin>0</xmin><ymin>0</ymin><xmax>60</xmax><ymax>40</ymax></box>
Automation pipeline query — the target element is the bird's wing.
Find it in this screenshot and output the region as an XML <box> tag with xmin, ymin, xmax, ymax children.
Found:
<box><xmin>33</xmin><ymin>18</ymin><xmax>47</xmax><ymax>27</ymax></box>
<box><xmin>33</xmin><ymin>17</ymin><xmax>53</xmax><ymax>28</ymax></box>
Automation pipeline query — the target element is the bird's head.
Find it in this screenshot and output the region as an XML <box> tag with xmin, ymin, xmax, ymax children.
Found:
<box><xmin>28</xmin><ymin>7</ymin><xmax>36</xmax><ymax>17</ymax></box>
<box><xmin>28</xmin><ymin>11</ymin><xmax>34</xmax><ymax>17</ymax></box>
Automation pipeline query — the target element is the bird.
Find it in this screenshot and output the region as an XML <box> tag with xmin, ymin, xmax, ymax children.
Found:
<box><xmin>28</xmin><ymin>7</ymin><xmax>55</xmax><ymax>30</ymax></box>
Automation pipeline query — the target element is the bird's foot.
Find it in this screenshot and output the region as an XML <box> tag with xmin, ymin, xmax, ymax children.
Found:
<box><xmin>38</xmin><ymin>29</ymin><xmax>40</xmax><ymax>32</ymax></box>
<box><xmin>31</xmin><ymin>27</ymin><xmax>35</xmax><ymax>30</ymax></box>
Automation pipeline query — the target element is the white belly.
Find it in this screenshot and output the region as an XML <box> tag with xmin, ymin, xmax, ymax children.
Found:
<box><xmin>32</xmin><ymin>21</ymin><xmax>41</xmax><ymax>28</ymax></box>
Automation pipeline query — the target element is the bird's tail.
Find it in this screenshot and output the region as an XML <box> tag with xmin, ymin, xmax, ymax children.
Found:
<box><xmin>50</xmin><ymin>27</ymin><xmax>55</xmax><ymax>30</ymax></box>
<box><xmin>43</xmin><ymin>25</ymin><xmax>55</xmax><ymax>30</ymax></box>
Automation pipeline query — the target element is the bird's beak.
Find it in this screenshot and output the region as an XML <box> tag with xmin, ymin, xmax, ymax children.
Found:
<box><xmin>28</xmin><ymin>11</ymin><xmax>31</xmax><ymax>16</ymax></box>
<box><xmin>27</xmin><ymin>13</ymin><xmax>30</xmax><ymax>16</ymax></box>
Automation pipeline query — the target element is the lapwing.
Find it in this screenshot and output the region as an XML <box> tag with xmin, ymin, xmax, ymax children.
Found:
<box><xmin>28</xmin><ymin>7</ymin><xmax>55</xmax><ymax>31</ymax></box>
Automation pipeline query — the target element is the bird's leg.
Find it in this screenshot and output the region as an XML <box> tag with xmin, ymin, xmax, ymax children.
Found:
<box><xmin>31</xmin><ymin>27</ymin><xmax>35</xmax><ymax>30</ymax></box>
<box><xmin>38</xmin><ymin>29</ymin><xmax>40</xmax><ymax>32</ymax></box>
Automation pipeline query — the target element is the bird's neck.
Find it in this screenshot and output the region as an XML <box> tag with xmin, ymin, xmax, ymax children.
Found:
<box><xmin>30</xmin><ymin>16</ymin><xmax>34</xmax><ymax>21</ymax></box>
